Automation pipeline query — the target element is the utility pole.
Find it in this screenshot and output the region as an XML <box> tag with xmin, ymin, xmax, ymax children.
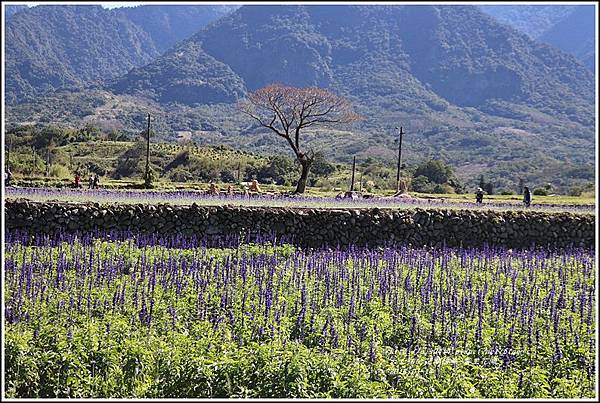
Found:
<box><xmin>395</xmin><ymin>126</ymin><xmax>404</xmax><ymax>191</ymax></box>
<box><xmin>144</xmin><ymin>113</ymin><xmax>151</xmax><ymax>187</ymax></box>
<box><xmin>350</xmin><ymin>155</ymin><xmax>356</xmax><ymax>192</ymax></box>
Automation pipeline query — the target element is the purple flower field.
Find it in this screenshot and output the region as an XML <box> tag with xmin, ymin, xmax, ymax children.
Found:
<box><xmin>4</xmin><ymin>186</ymin><xmax>595</xmax><ymax>213</ymax></box>
<box><xmin>4</xmin><ymin>230</ymin><xmax>596</xmax><ymax>398</ymax></box>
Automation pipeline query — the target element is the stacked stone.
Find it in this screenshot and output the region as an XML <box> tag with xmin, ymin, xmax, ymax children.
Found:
<box><xmin>5</xmin><ymin>200</ymin><xmax>595</xmax><ymax>248</ymax></box>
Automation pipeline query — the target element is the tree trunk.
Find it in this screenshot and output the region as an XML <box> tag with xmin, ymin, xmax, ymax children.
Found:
<box><xmin>295</xmin><ymin>158</ymin><xmax>312</xmax><ymax>194</ymax></box>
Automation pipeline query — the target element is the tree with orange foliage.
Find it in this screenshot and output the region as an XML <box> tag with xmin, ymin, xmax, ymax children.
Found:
<box><xmin>239</xmin><ymin>83</ymin><xmax>361</xmax><ymax>194</ymax></box>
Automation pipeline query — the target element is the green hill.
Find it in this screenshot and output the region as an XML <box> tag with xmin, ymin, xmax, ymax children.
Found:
<box><xmin>4</xmin><ymin>4</ymin><xmax>238</xmax><ymax>103</ymax></box>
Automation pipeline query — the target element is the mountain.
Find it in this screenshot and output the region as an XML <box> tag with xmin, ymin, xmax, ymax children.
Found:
<box><xmin>480</xmin><ymin>5</ymin><xmax>595</xmax><ymax>70</ymax></box>
<box><xmin>5</xmin><ymin>5</ymin><xmax>160</xmax><ymax>104</ymax></box>
<box><xmin>540</xmin><ymin>6</ymin><xmax>595</xmax><ymax>70</ymax></box>
<box><xmin>4</xmin><ymin>4</ymin><xmax>238</xmax><ymax>103</ymax></box>
<box><xmin>110</xmin><ymin>5</ymin><xmax>593</xmax><ymax>123</ymax></box>
<box><xmin>114</xmin><ymin>4</ymin><xmax>239</xmax><ymax>53</ymax></box>
<box><xmin>479</xmin><ymin>5</ymin><xmax>576</xmax><ymax>38</ymax></box>
<box><xmin>6</xmin><ymin>5</ymin><xmax>596</xmax><ymax>191</ymax></box>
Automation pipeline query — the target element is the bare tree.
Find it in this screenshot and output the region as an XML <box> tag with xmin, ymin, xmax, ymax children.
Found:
<box><xmin>239</xmin><ymin>83</ymin><xmax>361</xmax><ymax>193</ymax></box>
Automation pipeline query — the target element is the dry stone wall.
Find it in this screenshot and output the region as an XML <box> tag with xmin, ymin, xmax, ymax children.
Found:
<box><xmin>4</xmin><ymin>200</ymin><xmax>595</xmax><ymax>248</ymax></box>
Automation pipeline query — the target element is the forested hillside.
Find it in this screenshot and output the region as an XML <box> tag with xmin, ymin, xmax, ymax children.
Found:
<box><xmin>480</xmin><ymin>4</ymin><xmax>595</xmax><ymax>70</ymax></box>
<box><xmin>4</xmin><ymin>4</ymin><xmax>237</xmax><ymax>103</ymax></box>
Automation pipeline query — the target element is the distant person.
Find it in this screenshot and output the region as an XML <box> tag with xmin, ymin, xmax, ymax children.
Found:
<box><xmin>74</xmin><ymin>173</ymin><xmax>81</xmax><ymax>188</ymax></box>
<box><xmin>523</xmin><ymin>186</ymin><xmax>531</xmax><ymax>207</ymax></box>
<box><xmin>88</xmin><ymin>175</ymin><xmax>94</xmax><ymax>189</ymax></box>
<box><xmin>93</xmin><ymin>174</ymin><xmax>100</xmax><ymax>189</ymax></box>
<box><xmin>226</xmin><ymin>185</ymin><xmax>234</xmax><ymax>196</ymax></box>
<box><xmin>208</xmin><ymin>182</ymin><xmax>220</xmax><ymax>195</ymax></box>
<box><xmin>475</xmin><ymin>187</ymin><xmax>484</xmax><ymax>204</ymax></box>
<box><xmin>249</xmin><ymin>179</ymin><xmax>261</xmax><ymax>193</ymax></box>
<box><xmin>5</xmin><ymin>168</ymin><xmax>13</xmax><ymax>187</ymax></box>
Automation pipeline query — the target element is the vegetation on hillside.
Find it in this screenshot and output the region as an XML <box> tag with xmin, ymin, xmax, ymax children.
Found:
<box><xmin>4</xmin><ymin>5</ymin><xmax>237</xmax><ymax>103</ymax></box>
<box><xmin>480</xmin><ymin>5</ymin><xmax>594</xmax><ymax>70</ymax></box>
<box><xmin>7</xmin><ymin>124</ymin><xmax>594</xmax><ymax>197</ymax></box>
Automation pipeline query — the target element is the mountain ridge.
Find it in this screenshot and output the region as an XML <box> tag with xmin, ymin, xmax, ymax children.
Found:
<box><xmin>480</xmin><ymin>4</ymin><xmax>595</xmax><ymax>70</ymax></box>
<box><xmin>4</xmin><ymin>4</ymin><xmax>238</xmax><ymax>103</ymax></box>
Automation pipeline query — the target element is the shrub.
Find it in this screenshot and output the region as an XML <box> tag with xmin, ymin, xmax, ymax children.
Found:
<box><xmin>256</xmin><ymin>156</ymin><xmax>297</xmax><ymax>185</ymax></box>
<box><xmin>499</xmin><ymin>189</ymin><xmax>516</xmax><ymax>195</ymax></box>
<box><xmin>414</xmin><ymin>159</ymin><xmax>453</xmax><ymax>184</ymax></box>
<box><xmin>410</xmin><ymin>175</ymin><xmax>433</xmax><ymax>193</ymax></box>
<box><xmin>311</xmin><ymin>152</ymin><xmax>336</xmax><ymax>177</ymax></box>
<box><xmin>533</xmin><ymin>188</ymin><xmax>548</xmax><ymax>196</ymax></box>
<box><xmin>86</xmin><ymin>161</ymin><xmax>109</xmax><ymax>176</ymax></box>
<box><xmin>568</xmin><ymin>186</ymin><xmax>583</xmax><ymax>197</ymax></box>
<box><xmin>220</xmin><ymin>170</ymin><xmax>236</xmax><ymax>183</ymax></box>
<box><xmin>164</xmin><ymin>151</ymin><xmax>190</xmax><ymax>172</ymax></box>
<box><xmin>484</xmin><ymin>182</ymin><xmax>494</xmax><ymax>195</ymax></box>
<box><xmin>168</xmin><ymin>167</ymin><xmax>195</xmax><ymax>182</ymax></box>
<box><xmin>432</xmin><ymin>183</ymin><xmax>455</xmax><ymax>194</ymax></box>
<box><xmin>49</xmin><ymin>164</ymin><xmax>71</xmax><ymax>178</ymax></box>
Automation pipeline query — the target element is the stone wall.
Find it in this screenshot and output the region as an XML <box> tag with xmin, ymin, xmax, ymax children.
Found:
<box><xmin>4</xmin><ymin>200</ymin><xmax>595</xmax><ymax>248</ymax></box>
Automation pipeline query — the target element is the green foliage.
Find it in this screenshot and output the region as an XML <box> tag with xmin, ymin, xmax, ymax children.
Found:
<box><xmin>48</xmin><ymin>164</ymin><xmax>71</xmax><ymax>178</ymax></box>
<box><xmin>113</xmin><ymin>141</ymin><xmax>147</xmax><ymax>179</ymax></box>
<box><xmin>410</xmin><ymin>175</ymin><xmax>433</xmax><ymax>193</ymax></box>
<box><xmin>167</xmin><ymin>167</ymin><xmax>196</xmax><ymax>183</ymax></box>
<box><xmin>310</xmin><ymin>152</ymin><xmax>336</xmax><ymax>177</ymax></box>
<box><xmin>4</xmin><ymin>240</ymin><xmax>595</xmax><ymax>398</ymax></box>
<box><xmin>414</xmin><ymin>160</ymin><xmax>454</xmax><ymax>184</ymax></box>
<box><xmin>533</xmin><ymin>188</ymin><xmax>549</xmax><ymax>196</ymax></box>
<box><xmin>412</xmin><ymin>159</ymin><xmax>463</xmax><ymax>193</ymax></box>
<box><xmin>254</xmin><ymin>155</ymin><xmax>298</xmax><ymax>185</ymax></box>
<box><xmin>484</xmin><ymin>182</ymin><xmax>494</xmax><ymax>196</ymax></box>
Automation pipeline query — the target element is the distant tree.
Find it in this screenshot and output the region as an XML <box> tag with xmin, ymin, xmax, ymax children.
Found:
<box><xmin>113</xmin><ymin>140</ymin><xmax>146</xmax><ymax>179</ymax></box>
<box><xmin>76</xmin><ymin>123</ymin><xmax>101</xmax><ymax>142</ymax></box>
<box><xmin>410</xmin><ymin>175</ymin><xmax>432</xmax><ymax>193</ymax></box>
<box><xmin>413</xmin><ymin>159</ymin><xmax>454</xmax><ymax>184</ymax></box>
<box><xmin>239</xmin><ymin>83</ymin><xmax>361</xmax><ymax>193</ymax></box>
<box><xmin>257</xmin><ymin>155</ymin><xmax>296</xmax><ymax>185</ymax></box>
<box><xmin>310</xmin><ymin>151</ymin><xmax>336</xmax><ymax>177</ymax></box>
<box><xmin>34</xmin><ymin>126</ymin><xmax>68</xmax><ymax>149</ymax></box>
<box><xmin>484</xmin><ymin>181</ymin><xmax>494</xmax><ymax>195</ymax></box>
<box><xmin>413</xmin><ymin>159</ymin><xmax>464</xmax><ymax>193</ymax></box>
<box><xmin>220</xmin><ymin>169</ymin><xmax>236</xmax><ymax>183</ymax></box>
